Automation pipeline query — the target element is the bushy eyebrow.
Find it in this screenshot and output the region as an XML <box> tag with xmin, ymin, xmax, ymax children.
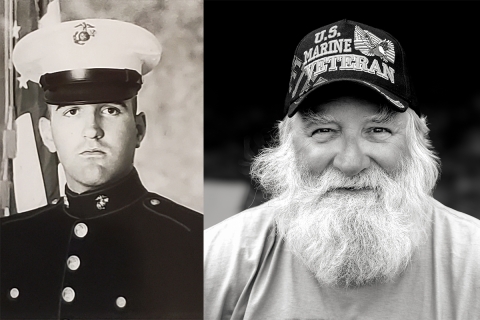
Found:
<box><xmin>299</xmin><ymin>105</ymin><xmax>399</xmax><ymax>129</ymax></box>
<box><xmin>300</xmin><ymin>110</ymin><xmax>337</xmax><ymax>125</ymax></box>
<box><xmin>365</xmin><ymin>107</ymin><xmax>398</xmax><ymax>124</ymax></box>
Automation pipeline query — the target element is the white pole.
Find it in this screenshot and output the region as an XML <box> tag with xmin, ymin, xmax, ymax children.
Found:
<box><xmin>1</xmin><ymin>0</ymin><xmax>15</xmax><ymax>216</ymax></box>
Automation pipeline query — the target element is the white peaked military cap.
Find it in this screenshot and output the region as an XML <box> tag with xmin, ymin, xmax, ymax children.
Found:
<box><xmin>12</xmin><ymin>19</ymin><xmax>162</xmax><ymax>105</ymax></box>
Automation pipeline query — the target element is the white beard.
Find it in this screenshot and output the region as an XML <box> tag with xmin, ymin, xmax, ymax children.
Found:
<box><xmin>273</xmin><ymin>160</ymin><xmax>431</xmax><ymax>288</ymax></box>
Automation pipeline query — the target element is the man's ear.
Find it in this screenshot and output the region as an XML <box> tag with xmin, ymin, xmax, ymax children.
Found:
<box><xmin>134</xmin><ymin>112</ymin><xmax>146</xmax><ymax>148</ymax></box>
<box><xmin>39</xmin><ymin>117</ymin><xmax>57</xmax><ymax>153</ymax></box>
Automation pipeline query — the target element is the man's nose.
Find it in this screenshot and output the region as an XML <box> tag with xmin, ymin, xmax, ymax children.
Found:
<box><xmin>332</xmin><ymin>136</ymin><xmax>370</xmax><ymax>177</ymax></box>
<box><xmin>83</xmin><ymin>112</ymin><xmax>104</xmax><ymax>139</ymax></box>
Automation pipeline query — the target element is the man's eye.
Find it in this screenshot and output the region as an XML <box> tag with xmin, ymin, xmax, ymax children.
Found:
<box><xmin>102</xmin><ymin>107</ymin><xmax>120</xmax><ymax>115</ymax></box>
<box><xmin>367</xmin><ymin>128</ymin><xmax>393</xmax><ymax>141</ymax></box>
<box><xmin>64</xmin><ymin>108</ymin><xmax>79</xmax><ymax>116</ymax></box>
<box><xmin>371</xmin><ymin>127</ymin><xmax>391</xmax><ymax>134</ymax></box>
<box><xmin>312</xmin><ymin>128</ymin><xmax>333</xmax><ymax>134</ymax></box>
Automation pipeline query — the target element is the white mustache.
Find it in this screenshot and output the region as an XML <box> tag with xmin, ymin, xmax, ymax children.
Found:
<box><xmin>300</xmin><ymin>163</ymin><xmax>396</xmax><ymax>197</ymax></box>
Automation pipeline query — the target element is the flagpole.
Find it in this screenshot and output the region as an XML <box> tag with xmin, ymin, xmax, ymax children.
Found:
<box><xmin>5</xmin><ymin>0</ymin><xmax>62</xmax><ymax>215</ymax></box>
<box><xmin>1</xmin><ymin>0</ymin><xmax>17</xmax><ymax>216</ymax></box>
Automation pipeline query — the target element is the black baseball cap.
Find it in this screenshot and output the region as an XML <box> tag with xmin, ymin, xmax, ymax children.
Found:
<box><xmin>285</xmin><ymin>19</ymin><xmax>419</xmax><ymax>117</ymax></box>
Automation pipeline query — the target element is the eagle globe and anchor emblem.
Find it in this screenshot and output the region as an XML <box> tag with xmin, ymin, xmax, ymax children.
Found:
<box><xmin>95</xmin><ymin>195</ymin><xmax>109</xmax><ymax>210</ymax></box>
<box><xmin>73</xmin><ymin>22</ymin><xmax>96</xmax><ymax>45</ymax></box>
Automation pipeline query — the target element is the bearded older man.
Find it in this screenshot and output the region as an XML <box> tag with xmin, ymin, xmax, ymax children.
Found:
<box><xmin>204</xmin><ymin>20</ymin><xmax>480</xmax><ymax>320</ymax></box>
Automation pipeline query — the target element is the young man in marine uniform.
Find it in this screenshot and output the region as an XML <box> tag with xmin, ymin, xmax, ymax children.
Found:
<box><xmin>0</xmin><ymin>19</ymin><xmax>202</xmax><ymax>319</ymax></box>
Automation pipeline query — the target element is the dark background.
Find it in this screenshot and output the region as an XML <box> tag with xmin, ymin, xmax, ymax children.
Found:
<box><xmin>205</xmin><ymin>1</ymin><xmax>480</xmax><ymax>224</ymax></box>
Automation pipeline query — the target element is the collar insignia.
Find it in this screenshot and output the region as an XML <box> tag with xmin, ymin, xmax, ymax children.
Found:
<box><xmin>95</xmin><ymin>195</ymin><xmax>109</xmax><ymax>210</ymax></box>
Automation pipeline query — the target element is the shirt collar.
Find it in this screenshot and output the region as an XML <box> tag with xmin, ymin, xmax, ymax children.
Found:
<box><xmin>64</xmin><ymin>168</ymin><xmax>148</xmax><ymax>219</ymax></box>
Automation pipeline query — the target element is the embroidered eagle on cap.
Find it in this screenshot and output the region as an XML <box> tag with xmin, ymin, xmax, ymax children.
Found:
<box><xmin>354</xmin><ymin>25</ymin><xmax>395</xmax><ymax>64</ymax></box>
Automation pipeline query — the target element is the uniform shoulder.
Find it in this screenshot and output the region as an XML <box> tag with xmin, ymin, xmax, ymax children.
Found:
<box><xmin>141</xmin><ymin>192</ymin><xmax>202</xmax><ymax>232</ymax></box>
<box><xmin>0</xmin><ymin>202</ymin><xmax>62</xmax><ymax>227</ymax></box>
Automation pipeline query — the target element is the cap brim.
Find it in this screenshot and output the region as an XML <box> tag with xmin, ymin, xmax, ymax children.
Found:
<box><xmin>41</xmin><ymin>69</ymin><xmax>142</xmax><ymax>105</ymax></box>
<box><xmin>44</xmin><ymin>82</ymin><xmax>141</xmax><ymax>105</ymax></box>
<box><xmin>287</xmin><ymin>79</ymin><xmax>410</xmax><ymax>117</ymax></box>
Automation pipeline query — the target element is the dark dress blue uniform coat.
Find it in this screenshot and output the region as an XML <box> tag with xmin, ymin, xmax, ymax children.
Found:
<box><xmin>0</xmin><ymin>169</ymin><xmax>203</xmax><ymax>319</ymax></box>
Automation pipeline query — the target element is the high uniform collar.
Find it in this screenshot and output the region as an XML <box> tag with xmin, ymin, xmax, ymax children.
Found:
<box><xmin>64</xmin><ymin>168</ymin><xmax>148</xmax><ymax>219</ymax></box>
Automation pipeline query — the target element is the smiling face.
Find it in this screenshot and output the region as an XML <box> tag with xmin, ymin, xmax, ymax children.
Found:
<box><xmin>291</xmin><ymin>95</ymin><xmax>409</xmax><ymax>181</ymax></box>
<box><xmin>251</xmin><ymin>86</ymin><xmax>441</xmax><ymax>287</ymax></box>
<box><xmin>39</xmin><ymin>99</ymin><xmax>146</xmax><ymax>193</ymax></box>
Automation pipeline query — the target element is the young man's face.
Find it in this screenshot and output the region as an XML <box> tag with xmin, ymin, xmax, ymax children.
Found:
<box><xmin>40</xmin><ymin>99</ymin><xmax>146</xmax><ymax>193</ymax></box>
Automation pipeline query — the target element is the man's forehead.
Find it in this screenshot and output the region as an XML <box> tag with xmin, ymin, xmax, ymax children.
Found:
<box><xmin>299</xmin><ymin>100</ymin><xmax>400</xmax><ymax>124</ymax></box>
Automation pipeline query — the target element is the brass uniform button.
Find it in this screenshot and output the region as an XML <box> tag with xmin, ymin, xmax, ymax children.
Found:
<box><xmin>74</xmin><ymin>223</ymin><xmax>88</xmax><ymax>238</ymax></box>
<box><xmin>116</xmin><ymin>296</ymin><xmax>127</xmax><ymax>308</ymax></box>
<box><xmin>62</xmin><ymin>287</ymin><xmax>75</xmax><ymax>302</ymax></box>
<box><xmin>9</xmin><ymin>288</ymin><xmax>19</xmax><ymax>299</ymax></box>
<box><xmin>67</xmin><ymin>255</ymin><xmax>81</xmax><ymax>271</ymax></box>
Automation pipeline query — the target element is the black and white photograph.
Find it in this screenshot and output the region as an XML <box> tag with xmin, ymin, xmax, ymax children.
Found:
<box><xmin>0</xmin><ymin>0</ymin><xmax>203</xmax><ymax>319</ymax></box>
<box><xmin>204</xmin><ymin>1</ymin><xmax>480</xmax><ymax>319</ymax></box>
<box><xmin>2</xmin><ymin>0</ymin><xmax>480</xmax><ymax>319</ymax></box>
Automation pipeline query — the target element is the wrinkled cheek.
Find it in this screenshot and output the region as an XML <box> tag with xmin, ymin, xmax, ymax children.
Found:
<box><xmin>375</xmin><ymin>147</ymin><xmax>408</xmax><ymax>175</ymax></box>
<box><xmin>294</xmin><ymin>147</ymin><xmax>333</xmax><ymax>177</ymax></box>
<box><xmin>293</xmin><ymin>135</ymin><xmax>341</xmax><ymax>177</ymax></box>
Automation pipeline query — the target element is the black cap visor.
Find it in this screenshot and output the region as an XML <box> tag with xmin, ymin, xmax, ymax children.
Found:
<box><xmin>287</xmin><ymin>79</ymin><xmax>410</xmax><ymax>117</ymax></box>
<box><xmin>40</xmin><ymin>68</ymin><xmax>142</xmax><ymax>105</ymax></box>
